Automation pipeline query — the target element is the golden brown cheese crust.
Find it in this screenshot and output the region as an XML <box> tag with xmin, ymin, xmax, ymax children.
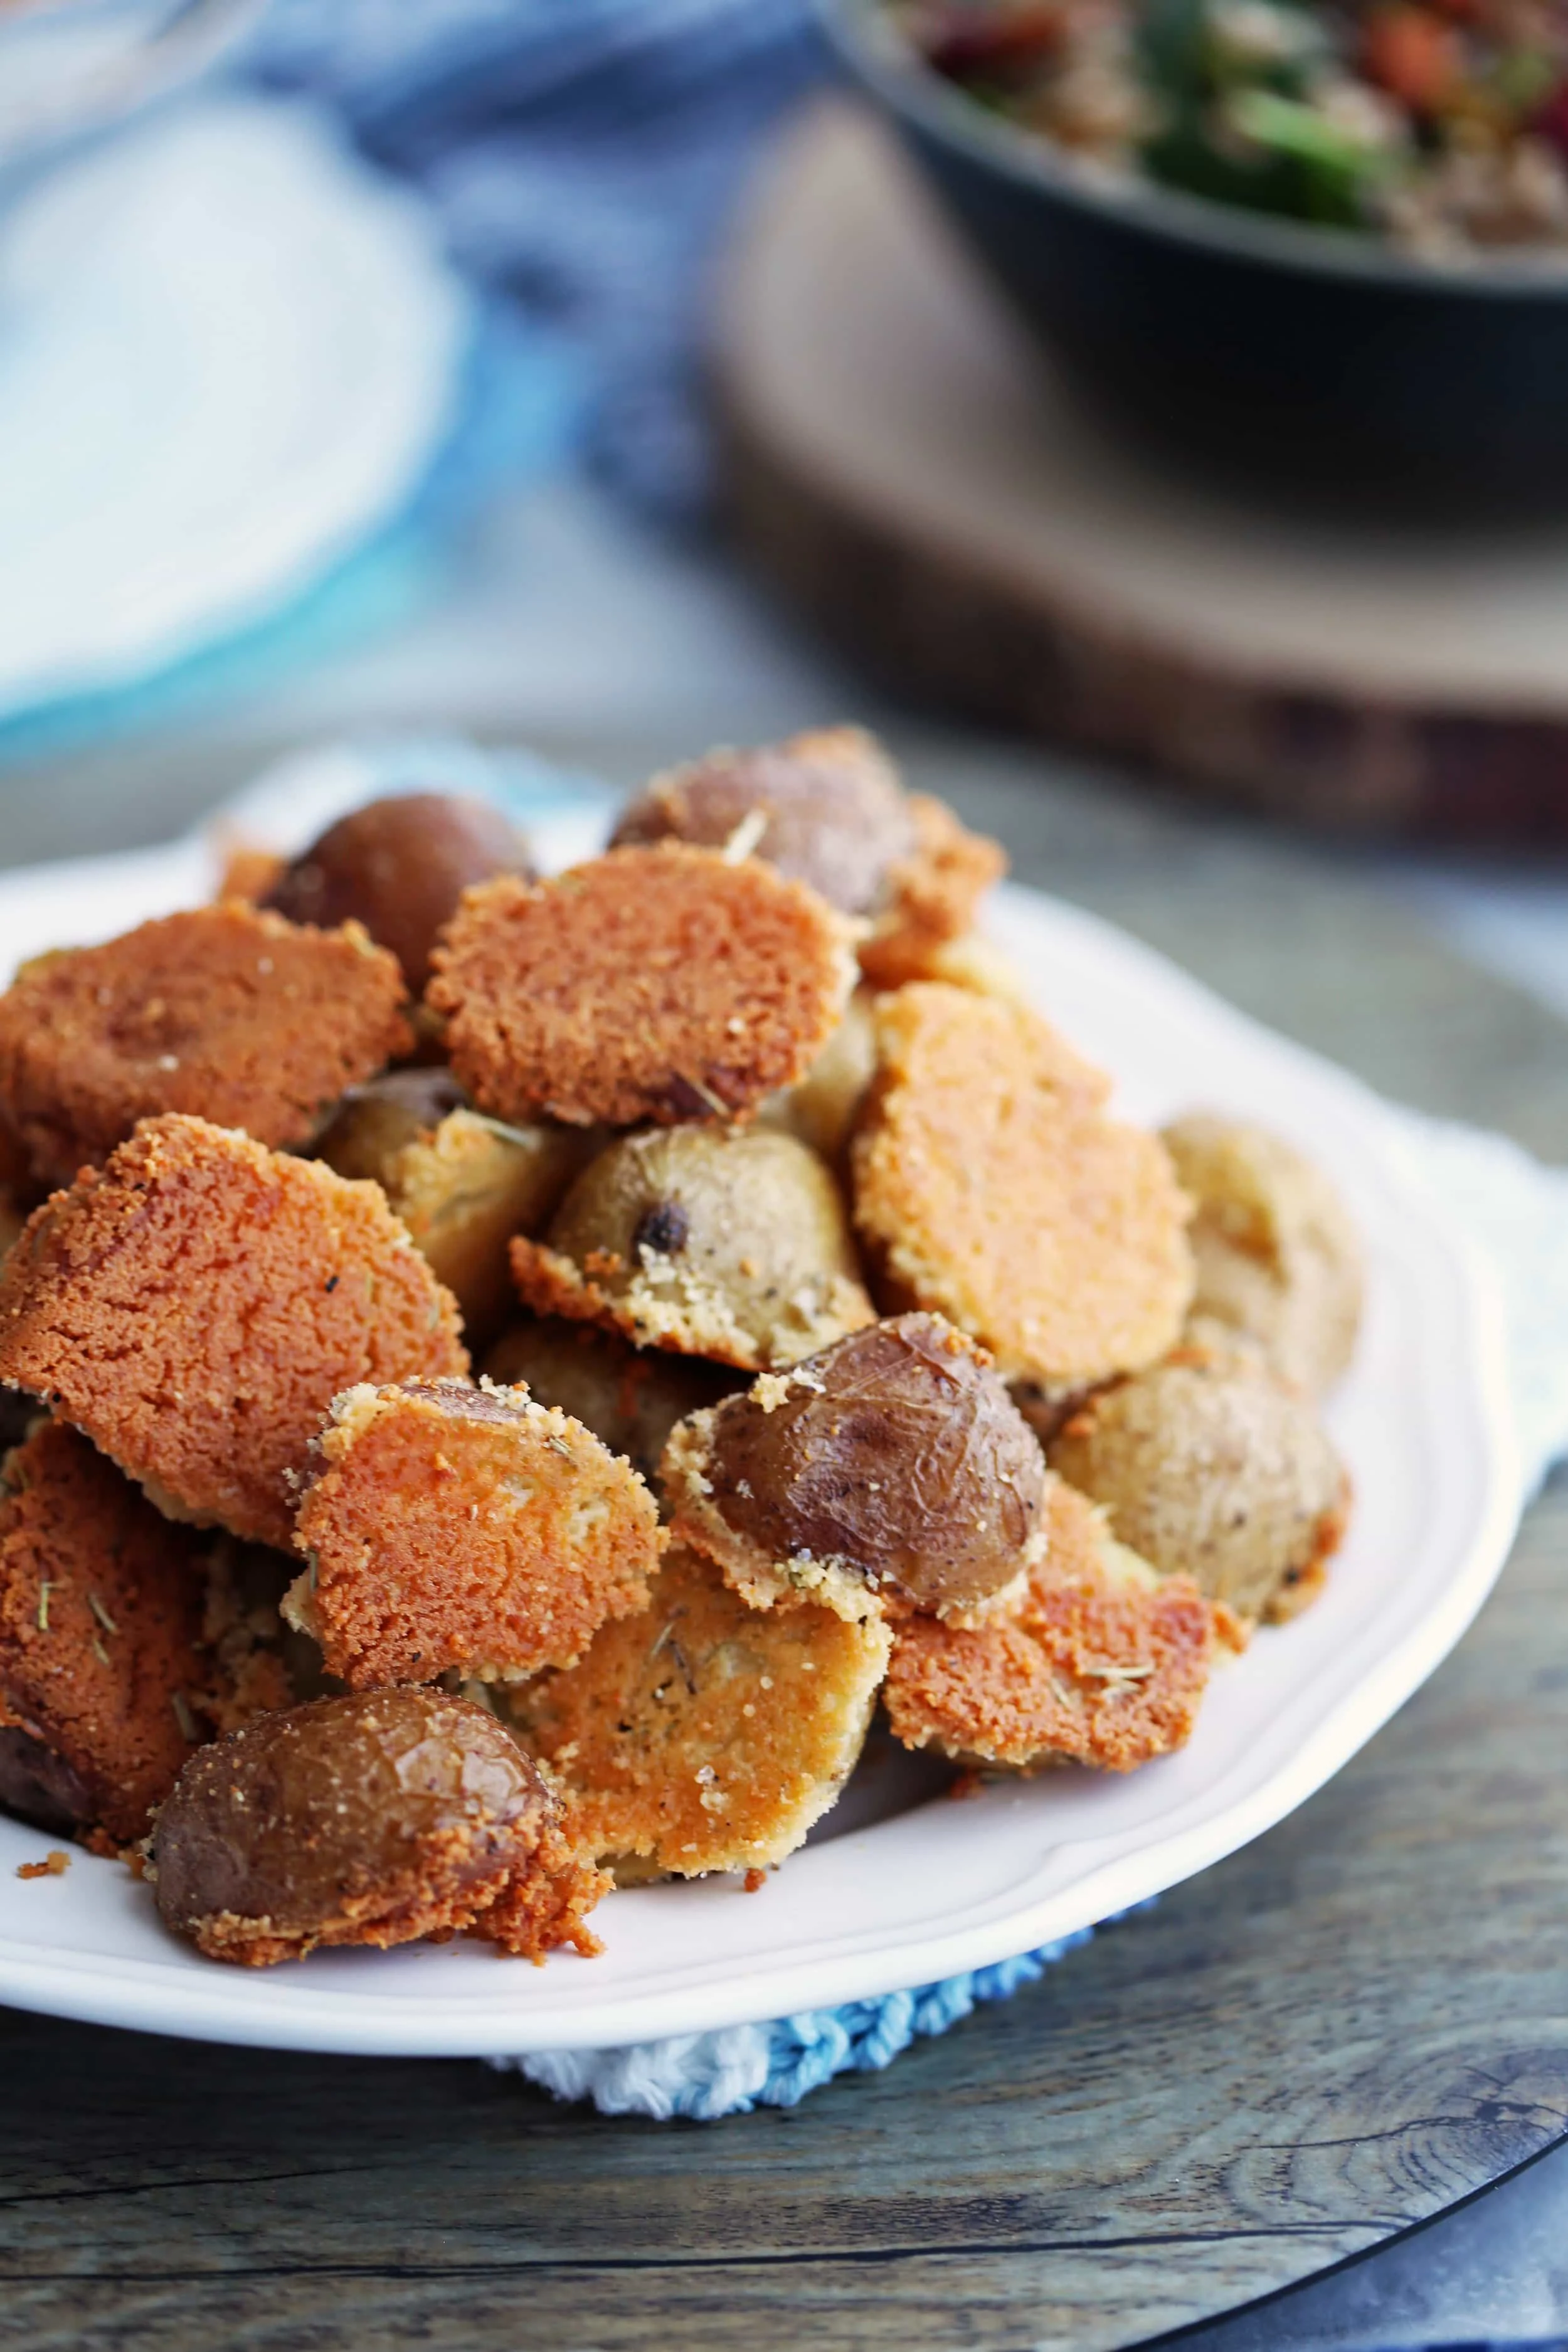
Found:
<box><xmin>857</xmin><ymin>795</ymin><xmax>1007</xmax><ymax>989</ymax></box>
<box><xmin>510</xmin><ymin>1543</ymin><xmax>890</xmax><ymax>1876</ymax></box>
<box><xmin>0</xmin><ymin>903</ymin><xmax>410</xmax><ymax>1188</ymax></box>
<box><xmin>0</xmin><ymin>1115</ymin><xmax>467</xmax><ymax>1549</ymax></box>
<box><xmin>289</xmin><ymin>1376</ymin><xmax>660</xmax><ymax>1687</ymax></box>
<box><xmin>883</xmin><ymin>1478</ymin><xmax>1224</xmax><ymax>1772</ymax></box>
<box><xmin>428</xmin><ymin>844</ymin><xmax>854</xmax><ymax>1130</ymax></box>
<box><xmin>213</xmin><ymin>840</ymin><xmax>288</xmax><ymax>906</ymax></box>
<box><xmin>0</xmin><ymin>1419</ymin><xmax>211</xmax><ymax>1845</ymax></box>
<box><xmin>853</xmin><ymin>984</ymin><xmax>1194</xmax><ymax>1389</ymax></box>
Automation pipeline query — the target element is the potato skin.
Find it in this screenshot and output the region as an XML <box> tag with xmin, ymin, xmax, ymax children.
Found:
<box><xmin>264</xmin><ymin>793</ymin><xmax>533</xmax><ymax>992</ymax></box>
<box><xmin>760</xmin><ymin>990</ymin><xmax>878</xmax><ymax>1167</ymax></box>
<box><xmin>1048</xmin><ymin>1354</ymin><xmax>1348</xmax><ymax>1623</ymax></box>
<box><xmin>666</xmin><ymin>1311</ymin><xmax>1047</xmax><ymax>1621</ymax></box>
<box><xmin>1161</xmin><ymin>1115</ymin><xmax>1363</xmax><ymax>1397</ymax></box>
<box><xmin>514</xmin><ymin>1125</ymin><xmax>873</xmax><ymax>1371</ymax></box>
<box><xmin>610</xmin><ymin>728</ymin><xmax>913</xmax><ymax>917</ymax></box>
<box><xmin>151</xmin><ymin>1690</ymin><xmax>558</xmax><ymax>1965</ymax></box>
<box><xmin>313</xmin><ymin>1069</ymin><xmax>468</xmax><ymax>1180</ymax></box>
<box><xmin>483</xmin><ymin>1317</ymin><xmax>737</xmax><ymax>1487</ymax></box>
<box><xmin>0</xmin><ymin>1725</ymin><xmax>96</xmax><ymax>1838</ymax></box>
<box><xmin>317</xmin><ymin>1075</ymin><xmax>595</xmax><ymax>1351</ymax></box>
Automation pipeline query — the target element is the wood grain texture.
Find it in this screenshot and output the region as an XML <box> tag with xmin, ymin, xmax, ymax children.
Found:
<box><xmin>718</xmin><ymin>104</ymin><xmax>1568</xmax><ymax>840</ymax></box>
<box><xmin>0</xmin><ymin>729</ymin><xmax>1564</xmax><ymax>2349</ymax></box>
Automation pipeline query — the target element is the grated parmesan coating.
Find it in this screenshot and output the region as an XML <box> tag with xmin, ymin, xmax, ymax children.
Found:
<box><xmin>884</xmin><ymin>1476</ymin><xmax>1227</xmax><ymax>1772</ymax></box>
<box><xmin>857</xmin><ymin>795</ymin><xmax>1007</xmax><ymax>989</ymax></box>
<box><xmin>0</xmin><ymin>903</ymin><xmax>410</xmax><ymax>1187</ymax></box>
<box><xmin>508</xmin><ymin>1543</ymin><xmax>889</xmax><ymax>1877</ymax></box>
<box><xmin>428</xmin><ymin>844</ymin><xmax>854</xmax><ymax>1129</ymax></box>
<box><xmin>0</xmin><ymin>1115</ymin><xmax>467</xmax><ymax>1549</ymax></box>
<box><xmin>288</xmin><ymin>1375</ymin><xmax>660</xmax><ymax>1687</ymax></box>
<box><xmin>0</xmin><ymin>1419</ymin><xmax>211</xmax><ymax>1845</ymax></box>
<box><xmin>853</xmin><ymin>984</ymin><xmax>1193</xmax><ymax>1388</ymax></box>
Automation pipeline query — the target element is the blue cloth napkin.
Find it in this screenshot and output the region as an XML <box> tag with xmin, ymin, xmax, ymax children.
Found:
<box><xmin>248</xmin><ymin>0</ymin><xmax>828</xmax><ymax>518</ymax></box>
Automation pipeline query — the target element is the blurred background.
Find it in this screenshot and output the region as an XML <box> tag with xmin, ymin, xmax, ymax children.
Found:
<box><xmin>4</xmin><ymin>0</ymin><xmax>1568</xmax><ymax>1023</ymax></box>
<box><xmin>2</xmin><ymin>0</ymin><xmax>1567</xmax><ymax>2343</ymax></box>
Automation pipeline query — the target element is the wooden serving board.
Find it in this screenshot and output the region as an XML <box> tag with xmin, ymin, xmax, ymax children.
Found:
<box><xmin>717</xmin><ymin>102</ymin><xmax>1568</xmax><ymax>839</ymax></box>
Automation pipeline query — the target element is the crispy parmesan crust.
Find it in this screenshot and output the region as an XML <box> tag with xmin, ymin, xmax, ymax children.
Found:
<box><xmin>213</xmin><ymin>842</ymin><xmax>287</xmax><ymax>906</ymax></box>
<box><xmin>0</xmin><ymin>1420</ymin><xmax>210</xmax><ymax>1845</ymax></box>
<box><xmin>179</xmin><ymin>1832</ymin><xmax>516</xmax><ymax>1967</ymax></box>
<box><xmin>858</xmin><ymin>796</ymin><xmax>1007</xmax><ymax>989</ymax></box>
<box><xmin>288</xmin><ymin>1377</ymin><xmax>660</xmax><ymax>1686</ymax></box>
<box><xmin>0</xmin><ymin>1116</ymin><xmax>467</xmax><ymax>1549</ymax></box>
<box><xmin>0</xmin><ymin>903</ymin><xmax>410</xmax><ymax>1187</ymax></box>
<box><xmin>471</xmin><ymin>1818</ymin><xmax>610</xmax><ymax>1959</ymax></box>
<box><xmin>510</xmin><ymin>1544</ymin><xmax>890</xmax><ymax>1876</ymax></box>
<box><xmin>883</xmin><ymin>1478</ymin><xmax>1226</xmax><ymax>1772</ymax></box>
<box><xmin>853</xmin><ymin>985</ymin><xmax>1194</xmax><ymax>1388</ymax></box>
<box><xmin>428</xmin><ymin>845</ymin><xmax>854</xmax><ymax>1129</ymax></box>
<box><xmin>178</xmin><ymin>1819</ymin><xmax>608</xmax><ymax>1968</ymax></box>
<box><xmin>509</xmin><ymin>1232</ymin><xmax>872</xmax><ymax>1372</ymax></box>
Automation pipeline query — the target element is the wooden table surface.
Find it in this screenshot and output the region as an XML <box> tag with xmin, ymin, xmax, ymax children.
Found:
<box><xmin>1</xmin><ymin>726</ymin><xmax>1565</xmax><ymax>2351</ymax></box>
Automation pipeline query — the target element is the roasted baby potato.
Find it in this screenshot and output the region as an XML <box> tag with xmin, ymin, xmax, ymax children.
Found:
<box><xmin>264</xmin><ymin>792</ymin><xmax>534</xmax><ymax>992</ymax></box>
<box><xmin>483</xmin><ymin>1316</ymin><xmax>738</xmax><ymax>1488</ymax></box>
<box><xmin>512</xmin><ymin>1125</ymin><xmax>874</xmax><ymax>1370</ymax></box>
<box><xmin>663</xmin><ymin>1311</ymin><xmax>1047</xmax><ymax>1623</ymax></box>
<box><xmin>150</xmin><ymin>1688</ymin><xmax>605</xmax><ymax>1964</ymax></box>
<box><xmin>1049</xmin><ymin>1351</ymin><xmax>1348</xmax><ymax>1623</ymax></box>
<box><xmin>1161</xmin><ymin>1114</ymin><xmax>1364</xmax><ymax>1396</ymax></box>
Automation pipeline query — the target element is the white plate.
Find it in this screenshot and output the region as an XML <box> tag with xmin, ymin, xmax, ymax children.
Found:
<box><xmin>0</xmin><ymin>95</ymin><xmax>463</xmax><ymax>724</ymax></box>
<box><xmin>0</xmin><ymin>813</ymin><xmax>1519</xmax><ymax>2056</ymax></box>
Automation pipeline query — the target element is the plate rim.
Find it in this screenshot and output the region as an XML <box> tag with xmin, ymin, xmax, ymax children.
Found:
<box><xmin>0</xmin><ymin>845</ymin><xmax>1522</xmax><ymax>2056</ymax></box>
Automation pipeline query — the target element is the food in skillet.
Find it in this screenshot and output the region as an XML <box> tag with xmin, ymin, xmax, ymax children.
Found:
<box><xmin>0</xmin><ymin>725</ymin><xmax>1361</xmax><ymax>1974</ymax></box>
<box><xmin>890</xmin><ymin>0</ymin><xmax>1568</xmax><ymax>255</ymax></box>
